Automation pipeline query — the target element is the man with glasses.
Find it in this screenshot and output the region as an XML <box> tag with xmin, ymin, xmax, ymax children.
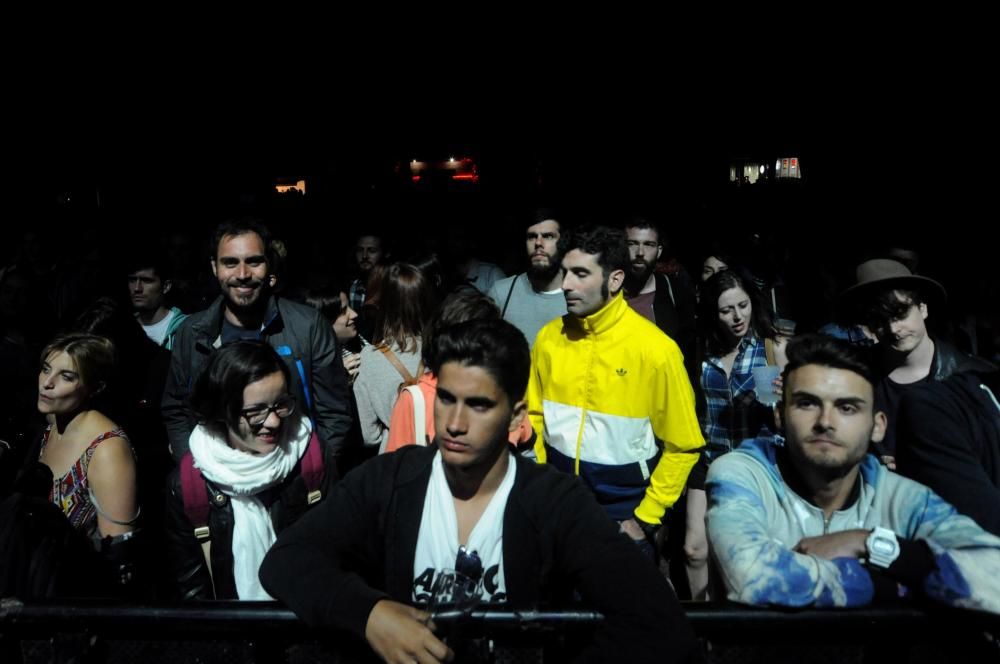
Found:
<box><xmin>162</xmin><ymin>217</ymin><xmax>352</xmax><ymax>474</ymax></box>
<box><xmin>262</xmin><ymin>319</ymin><xmax>699</xmax><ymax>664</ymax></box>
<box><xmin>166</xmin><ymin>340</ymin><xmax>327</xmax><ymax>600</ymax></box>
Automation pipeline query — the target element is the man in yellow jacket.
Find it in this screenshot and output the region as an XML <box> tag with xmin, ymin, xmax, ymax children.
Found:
<box><xmin>528</xmin><ymin>225</ymin><xmax>704</xmax><ymax>550</ymax></box>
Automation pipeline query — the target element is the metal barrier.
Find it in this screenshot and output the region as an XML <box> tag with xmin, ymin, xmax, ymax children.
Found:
<box><xmin>2</xmin><ymin>598</ymin><xmax>998</xmax><ymax>662</ymax></box>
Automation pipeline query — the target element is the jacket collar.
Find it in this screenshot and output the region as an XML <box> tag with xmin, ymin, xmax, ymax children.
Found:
<box><xmin>192</xmin><ymin>294</ymin><xmax>281</xmax><ymax>340</ymax></box>
<box><xmin>569</xmin><ymin>291</ymin><xmax>629</xmax><ymax>336</ymax></box>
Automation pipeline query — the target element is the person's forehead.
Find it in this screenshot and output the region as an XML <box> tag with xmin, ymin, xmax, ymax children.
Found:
<box><xmin>625</xmin><ymin>226</ymin><xmax>659</xmax><ymax>243</ymax></box>
<box><xmin>45</xmin><ymin>350</ymin><xmax>78</xmax><ymax>370</ymax></box>
<box><xmin>356</xmin><ymin>236</ymin><xmax>382</xmax><ymax>249</ymax></box>
<box><xmin>218</xmin><ymin>232</ymin><xmax>265</xmax><ymax>255</ymax></box>
<box><xmin>127</xmin><ymin>268</ymin><xmax>159</xmax><ymax>279</ymax></box>
<box><xmin>787</xmin><ymin>364</ymin><xmax>873</xmax><ymax>400</ymax></box>
<box><xmin>527</xmin><ymin>219</ymin><xmax>560</xmax><ymax>235</ymax></box>
<box><xmin>563</xmin><ymin>248</ymin><xmax>600</xmax><ymax>269</ymax></box>
<box><xmin>439</xmin><ymin>361</ymin><xmax>504</xmax><ymax>394</ymax></box>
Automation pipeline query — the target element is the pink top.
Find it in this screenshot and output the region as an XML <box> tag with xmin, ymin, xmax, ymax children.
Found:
<box><xmin>386</xmin><ymin>374</ymin><xmax>533</xmax><ymax>453</ymax></box>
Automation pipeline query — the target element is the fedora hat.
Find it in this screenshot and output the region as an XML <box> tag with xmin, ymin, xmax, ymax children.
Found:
<box><xmin>840</xmin><ymin>258</ymin><xmax>947</xmax><ymax>305</ymax></box>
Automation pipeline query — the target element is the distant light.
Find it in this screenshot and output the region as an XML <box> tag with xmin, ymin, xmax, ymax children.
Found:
<box><xmin>759</xmin><ymin>165</ymin><xmax>765</xmax><ymax>174</ymax></box>
<box><xmin>449</xmin><ymin>156</ymin><xmax>455</xmax><ymax>163</ymax></box>
<box><xmin>274</xmin><ymin>179</ymin><xmax>306</xmax><ymax>195</ymax></box>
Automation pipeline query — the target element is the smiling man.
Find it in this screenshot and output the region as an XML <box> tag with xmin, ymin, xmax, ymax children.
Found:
<box><xmin>161</xmin><ymin>217</ymin><xmax>351</xmax><ymax>466</ymax></box>
<box><xmin>527</xmin><ymin>225</ymin><xmax>703</xmax><ymax>557</ymax></box>
<box><xmin>705</xmin><ymin>334</ymin><xmax>1000</xmax><ymax>614</ymax></box>
<box><xmin>260</xmin><ymin>318</ymin><xmax>698</xmax><ymax>664</ymax></box>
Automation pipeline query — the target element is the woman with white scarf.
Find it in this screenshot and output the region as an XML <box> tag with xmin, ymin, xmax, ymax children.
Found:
<box><xmin>165</xmin><ymin>341</ymin><xmax>322</xmax><ymax>600</ymax></box>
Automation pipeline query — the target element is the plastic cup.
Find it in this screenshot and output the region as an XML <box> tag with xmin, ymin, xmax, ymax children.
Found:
<box><xmin>752</xmin><ymin>365</ymin><xmax>782</xmax><ymax>406</ymax></box>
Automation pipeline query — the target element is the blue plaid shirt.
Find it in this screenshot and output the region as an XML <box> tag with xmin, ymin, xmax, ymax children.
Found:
<box><xmin>699</xmin><ymin>334</ymin><xmax>772</xmax><ymax>461</ymax></box>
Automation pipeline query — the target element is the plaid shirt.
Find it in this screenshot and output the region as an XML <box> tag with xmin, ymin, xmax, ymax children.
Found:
<box><xmin>700</xmin><ymin>334</ymin><xmax>771</xmax><ymax>460</ymax></box>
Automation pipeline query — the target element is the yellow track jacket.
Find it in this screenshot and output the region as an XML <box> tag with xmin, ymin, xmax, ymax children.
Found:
<box><xmin>528</xmin><ymin>292</ymin><xmax>703</xmax><ymax>524</ymax></box>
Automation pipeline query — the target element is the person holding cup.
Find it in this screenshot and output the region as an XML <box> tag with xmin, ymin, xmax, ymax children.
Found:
<box><xmin>685</xmin><ymin>269</ymin><xmax>779</xmax><ymax>600</ymax></box>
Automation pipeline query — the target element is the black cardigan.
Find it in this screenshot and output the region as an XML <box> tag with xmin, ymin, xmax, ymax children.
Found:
<box><xmin>260</xmin><ymin>446</ymin><xmax>698</xmax><ymax>663</ymax></box>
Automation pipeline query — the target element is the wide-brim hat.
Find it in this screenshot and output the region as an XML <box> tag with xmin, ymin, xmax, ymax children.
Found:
<box><xmin>839</xmin><ymin>258</ymin><xmax>947</xmax><ymax>307</ymax></box>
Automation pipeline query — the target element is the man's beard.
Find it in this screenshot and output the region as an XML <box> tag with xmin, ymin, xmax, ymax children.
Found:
<box><xmin>527</xmin><ymin>257</ymin><xmax>561</xmax><ymax>284</ymax></box>
<box><xmin>624</xmin><ymin>259</ymin><xmax>654</xmax><ymax>295</ymax></box>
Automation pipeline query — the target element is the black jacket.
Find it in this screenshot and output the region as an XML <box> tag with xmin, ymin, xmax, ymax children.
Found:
<box><xmin>650</xmin><ymin>272</ymin><xmax>698</xmax><ymax>379</ymax></box>
<box><xmin>897</xmin><ymin>370</ymin><xmax>1000</xmax><ymax>537</ymax></box>
<box><xmin>161</xmin><ymin>295</ymin><xmax>352</xmax><ymax>468</ymax></box>
<box><xmin>260</xmin><ymin>446</ymin><xmax>698</xmax><ymax>663</ymax></box>
<box><xmin>165</xmin><ymin>462</ymin><xmax>323</xmax><ymax>600</ymax></box>
<box><xmin>876</xmin><ymin>338</ymin><xmax>995</xmax><ymax>455</ymax></box>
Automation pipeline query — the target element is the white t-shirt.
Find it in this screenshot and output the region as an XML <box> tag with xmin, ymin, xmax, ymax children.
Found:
<box><xmin>412</xmin><ymin>450</ymin><xmax>516</xmax><ymax>604</ymax></box>
<box><xmin>141</xmin><ymin>309</ymin><xmax>180</xmax><ymax>346</ymax></box>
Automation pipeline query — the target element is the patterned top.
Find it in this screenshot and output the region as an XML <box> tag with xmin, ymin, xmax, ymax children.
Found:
<box><xmin>699</xmin><ymin>334</ymin><xmax>771</xmax><ymax>461</ymax></box>
<box><xmin>41</xmin><ymin>427</ymin><xmax>129</xmax><ymax>534</ymax></box>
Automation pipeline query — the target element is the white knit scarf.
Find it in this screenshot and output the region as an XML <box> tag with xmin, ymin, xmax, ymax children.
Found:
<box><xmin>188</xmin><ymin>416</ymin><xmax>311</xmax><ymax>600</ymax></box>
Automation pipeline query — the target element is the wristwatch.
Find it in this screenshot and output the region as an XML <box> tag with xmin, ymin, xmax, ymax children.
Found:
<box><xmin>637</xmin><ymin>519</ymin><xmax>660</xmax><ymax>542</ymax></box>
<box><xmin>865</xmin><ymin>527</ymin><xmax>900</xmax><ymax>569</ymax></box>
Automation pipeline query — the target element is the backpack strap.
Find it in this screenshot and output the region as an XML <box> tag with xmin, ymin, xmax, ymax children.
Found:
<box><xmin>377</xmin><ymin>344</ymin><xmax>417</xmax><ymax>384</ymax></box>
<box><xmin>662</xmin><ymin>273</ymin><xmax>676</xmax><ymax>308</ymax></box>
<box><xmin>377</xmin><ymin>345</ymin><xmax>424</xmax><ymax>389</ymax></box>
<box><xmin>179</xmin><ymin>453</ymin><xmax>211</xmax><ymax>543</ymax></box>
<box><xmin>179</xmin><ymin>452</ymin><xmax>217</xmax><ymax>589</ymax></box>
<box><xmin>765</xmin><ymin>338</ymin><xmax>776</xmax><ymax>366</ymax></box>
<box><xmin>300</xmin><ymin>429</ymin><xmax>325</xmax><ymax>505</ymax></box>
<box><xmin>501</xmin><ymin>275</ymin><xmax>519</xmax><ymax>318</ymax></box>
<box><xmin>405</xmin><ymin>384</ymin><xmax>427</xmax><ymax>446</ymax></box>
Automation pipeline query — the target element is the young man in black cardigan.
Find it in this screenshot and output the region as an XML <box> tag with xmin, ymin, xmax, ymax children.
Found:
<box><xmin>261</xmin><ymin>318</ymin><xmax>698</xmax><ymax>664</ymax></box>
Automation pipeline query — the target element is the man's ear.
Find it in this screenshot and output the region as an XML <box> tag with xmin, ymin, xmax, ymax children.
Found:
<box><xmin>656</xmin><ymin>245</ymin><xmax>663</xmax><ymax>260</ymax></box>
<box><xmin>162</xmin><ymin>279</ymin><xmax>172</xmax><ymax>295</ymax></box>
<box><xmin>919</xmin><ymin>302</ymin><xmax>928</xmax><ymax>321</ymax></box>
<box><xmin>268</xmin><ymin>274</ymin><xmax>277</xmax><ymax>287</ymax></box>
<box><xmin>210</xmin><ymin>258</ymin><xmax>218</xmax><ymax>278</ymax></box>
<box><xmin>608</xmin><ymin>268</ymin><xmax>625</xmax><ymax>295</ymax></box>
<box><xmin>509</xmin><ymin>399</ymin><xmax>527</xmax><ymax>433</ymax></box>
<box><xmin>774</xmin><ymin>401</ymin><xmax>784</xmax><ymax>432</ymax></box>
<box><xmin>871</xmin><ymin>411</ymin><xmax>887</xmax><ymax>444</ymax></box>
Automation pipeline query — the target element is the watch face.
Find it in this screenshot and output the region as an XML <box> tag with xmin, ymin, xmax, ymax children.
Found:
<box><xmin>872</xmin><ymin>537</ymin><xmax>896</xmax><ymax>555</ymax></box>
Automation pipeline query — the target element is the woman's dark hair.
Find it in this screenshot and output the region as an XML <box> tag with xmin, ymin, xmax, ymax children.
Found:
<box><xmin>426</xmin><ymin>319</ymin><xmax>530</xmax><ymax>405</ymax></box>
<box><xmin>781</xmin><ymin>334</ymin><xmax>876</xmax><ymax>399</ymax></box>
<box><xmin>698</xmin><ymin>269</ymin><xmax>775</xmax><ymax>357</ymax></box>
<box><xmin>190</xmin><ymin>340</ymin><xmax>291</xmax><ymax>437</ymax></box>
<box><xmin>368</xmin><ymin>262</ymin><xmax>435</xmax><ymax>353</ymax></box>
<box><xmin>301</xmin><ymin>288</ymin><xmax>346</xmax><ymax>323</ymax></box>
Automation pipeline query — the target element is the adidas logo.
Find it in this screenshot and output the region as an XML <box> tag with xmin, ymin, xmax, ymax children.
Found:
<box><xmin>616</xmin><ymin>368</ymin><xmax>627</xmax><ymax>377</ymax></box>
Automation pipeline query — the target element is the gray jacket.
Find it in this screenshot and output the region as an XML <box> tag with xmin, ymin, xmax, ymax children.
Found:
<box><xmin>161</xmin><ymin>295</ymin><xmax>351</xmax><ymax>468</ymax></box>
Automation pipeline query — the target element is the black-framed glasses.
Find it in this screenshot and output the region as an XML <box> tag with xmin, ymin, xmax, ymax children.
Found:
<box><xmin>455</xmin><ymin>545</ymin><xmax>483</xmax><ymax>582</ymax></box>
<box><xmin>241</xmin><ymin>396</ymin><xmax>296</xmax><ymax>427</ymax></box>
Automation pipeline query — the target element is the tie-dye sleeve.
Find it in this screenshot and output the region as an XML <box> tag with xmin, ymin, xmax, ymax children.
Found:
<box><xmin>706</xmin><ymin>454</ymin><xmax>875</xmax><ymax>608</ymax></box>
